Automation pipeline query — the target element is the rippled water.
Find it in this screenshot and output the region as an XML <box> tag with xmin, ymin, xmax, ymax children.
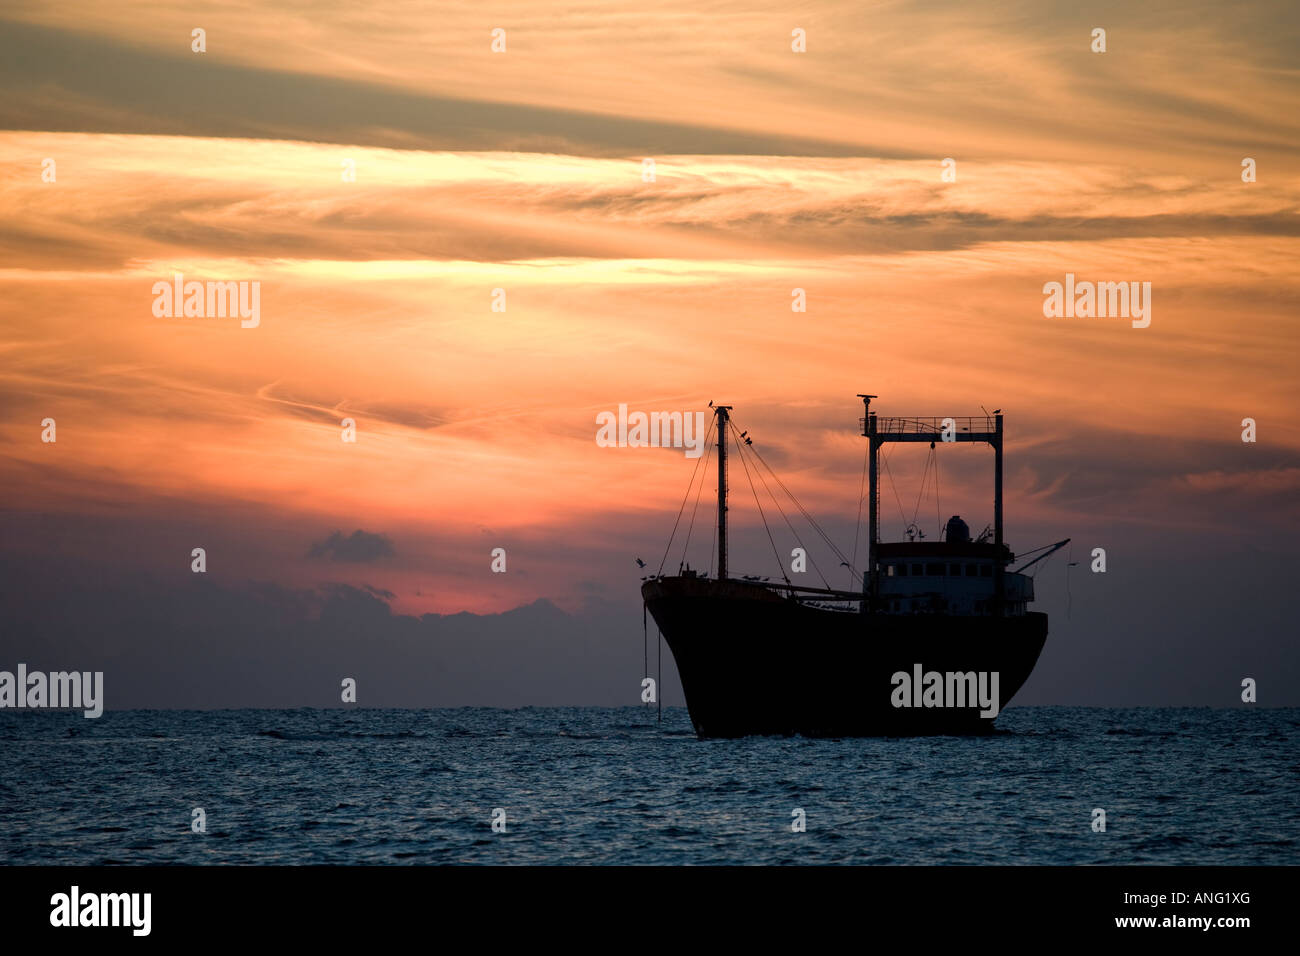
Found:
<box><xmin>1</xmin><ymin>707</ymin><xmax>1295</xmax><ymax>865</ymax></box>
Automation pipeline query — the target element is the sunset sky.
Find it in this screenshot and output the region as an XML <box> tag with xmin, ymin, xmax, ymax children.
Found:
<box><xmin>2</xmin><ymin>1</ymin><xmax>1298</xmax><ymax>707</ymax></box>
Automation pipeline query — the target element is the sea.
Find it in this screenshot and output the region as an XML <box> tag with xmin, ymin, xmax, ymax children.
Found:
<box><xmin>1</xmin><ymin>706</ymin><xmax>1296</xmax><ymax>865</ymax></box>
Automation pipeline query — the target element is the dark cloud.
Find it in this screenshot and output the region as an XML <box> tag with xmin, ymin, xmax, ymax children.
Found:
<box><xmin>0</xmin><ymin>542</ymin><xmax>1296</xmax><ymax>709</ymax></box>
<box><xmin>0</xmin><ymin>556</ymin><xmax>668</xmax><ymax>708</ymax></box>
<box><xmin>308</xmin><ymin>530</ymin><xmax>395</xmax><ymax>563</ymax></box>
<box><xmin>0</xmin><ymin>19</ymin><xmax>894</xmax><ymax>158</ymax></box>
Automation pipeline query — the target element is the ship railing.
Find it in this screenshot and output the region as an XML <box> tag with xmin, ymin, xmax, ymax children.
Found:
<box><xmin>752</xmin><ymin>580</ymin><xmax>863</xmax><ymax>601</ymax></box>
<box><xmin>861</xmin><ymin>416</ymin><xmax>996</xmax><ymax>435</ymax></box>
<box><xmin>647</xmin><ymin>573</ymin><xmax>862</xmax><ymax>600</ymax></box>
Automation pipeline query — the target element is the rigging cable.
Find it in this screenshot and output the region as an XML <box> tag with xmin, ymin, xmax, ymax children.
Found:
<box><xmin>849</xmin><ymin>438</ymin><xmax>869</xmax><ymax>590</ymax></box>
<box><xmin>728</xmin><ymin>421</ymin><xmax>793</xmax><ymax>585</ymax></box>
<box><xmin>743</xmin><ymin>431</ymin><xmax>832</xmax><ymax>589</ymax></box>
<box><xmin>746</xmin><ymin>442</ymin><xmax>858</xmax><ymax>578</ymax></box>
<box><xmin>656</xmin><ymin>414</ymin><xmax>711</xmax><ymax>576</ymax></box>
<box><xmin>657</xmin><ymin>620</ymin><xmax>662</xmax><ymax>724</ymax></box>
<box><xmin>910</xmin><ymin>445</ymin><xmax>934</xmax><ymax>533</ymax></box>
<box><xmin>934</xmin><ymin>445</ymin><xmax>941</xmax><ymax>539</ymax></box>
<box><xmin>1066</xmin><ymin>541</ymin><xmax>1074</xmax><ymax>620</ymax></box>
<box><xmin>675</xmin><ymin>416</ymin><xmax>716</xmax><ymax>574</ymax></box>
<box><xmin>880</xmin><ymin>443</ymin><xmax>909</xmax><ymax>540</ymax></box>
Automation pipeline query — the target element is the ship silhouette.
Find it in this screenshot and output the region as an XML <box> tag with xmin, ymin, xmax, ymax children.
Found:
<box><xmin>642</xmin><ymin>395</ymin><xmax>1067</xmax><ymax>738</ymax></box>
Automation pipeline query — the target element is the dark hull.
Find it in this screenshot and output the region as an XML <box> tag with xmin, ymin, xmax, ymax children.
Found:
<box><xmin>643</xmin><ymin>576</ymin><xmax>1047</xmax><ymax>739</ymax></box>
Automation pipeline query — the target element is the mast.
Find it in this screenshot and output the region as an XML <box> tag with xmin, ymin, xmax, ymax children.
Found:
<box><xmin>858</xmin><ymin>394</ymin><xmax>878</xmax><ymax>610</ymax></box>
<box><xmin>715</xmin><ymin>405</ymin><xmax>732</xmax><ymax>580</ymax></box>
<box><xmin>993</xmin><ymin>411</ymin><xmax>1004</xmax><ymax>615</ymax></box>
<box><xmin>993</xmin><ymin>412</ymin><xmax>1004</xmax><ymax>547</ymax></box>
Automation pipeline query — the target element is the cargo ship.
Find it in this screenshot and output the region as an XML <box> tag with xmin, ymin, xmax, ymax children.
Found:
<box><xmin>641</xmin><ymin>395</ymin><xmax>1067</xmax><ymax>738</ymax></box>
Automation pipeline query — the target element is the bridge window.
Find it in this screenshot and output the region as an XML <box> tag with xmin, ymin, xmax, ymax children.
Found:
<box><xmin>926</xmin><ymin>563</ymin><xmax>944</xmax><ymax>576</ymax></box>
<box><xmin>949</xmin><ymin>563</ymin><xmax>962</xmax><ymax>576</ymax></box>
<box><xmin>966</xmin><ymin>563</ymin><xmax>978</xmax><ymax>576</ymax></box>
<box><xmin>895</xmin><ymin>563</ymin><xmax>907</xmax><ymax>577</ymax></box>
<box><xmin>912</xmin><ymin>564</ymin><xmax>923</xmax><ymax>576</ymax></box>
<box><xmin>980</xmin><ymin>565</ymin><xmax>992</xmax><ymax>577</ymax></box>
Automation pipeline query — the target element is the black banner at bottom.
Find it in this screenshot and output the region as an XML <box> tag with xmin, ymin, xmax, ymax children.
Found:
<box><xmin>0</xmin><ymin>865</ymin><xmax>1285</xmax><ymax>942</ymax></box>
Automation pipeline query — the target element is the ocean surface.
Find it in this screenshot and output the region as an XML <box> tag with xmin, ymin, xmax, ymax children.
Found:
<box><xmin>1</xmin><ymin>706</ymin><xmax>1296</xmax><ymax>865</ymax></box>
